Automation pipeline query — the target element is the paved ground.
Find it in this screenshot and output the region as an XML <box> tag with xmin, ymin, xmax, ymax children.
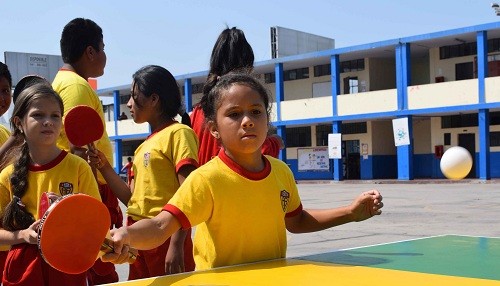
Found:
<box><xmin>114</xmin><ymin>180</ymin><xmax>500</xmax><ymax>282</ymax></box>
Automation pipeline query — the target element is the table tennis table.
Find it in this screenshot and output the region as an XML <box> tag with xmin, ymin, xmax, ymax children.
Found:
<box><xmin>107</xmin><ymin>235</ymin><xmax>500</xmax><ymax>285</ymax></box>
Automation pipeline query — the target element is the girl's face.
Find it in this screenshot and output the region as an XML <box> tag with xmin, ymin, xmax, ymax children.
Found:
<box><xmin>0</xmin><ymin>77</ymin><xmax>12</xmax><ymax>117</ymax></box>
<box><xmin>18</xmin><ymin>97</ymin><xmax>62</xmax><ymax>148</ymax></box>
<box><xmin>127</xmin><ymin>82</ymin><xmax>153</xmax><ymax>124</ymax></box>
<box><xmin>211</xmin><ymin>84</ymin><xmax>268</xmax><ymax>158</ymax></box>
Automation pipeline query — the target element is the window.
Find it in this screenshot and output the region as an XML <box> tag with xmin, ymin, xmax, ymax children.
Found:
<box><xmin>441</xmin><ymin>114</ymin><xmax>478</xmax><ymax>128</ymax></box>
<box><xmin>286</xmin><ymin>127</ymin><xmax>311</xmax><ymax>147</ymax></box>
<box><xmin>343</xmin><ymin>77</ymin><xmax>359</xmax><ymax>94</ymax></box>
<box><xmin>313</xmin><ymin>59</ymin><xmax>365</xmax><ymax>77</ymax></box>
<box><xmin>490</xmin><ymin>132</ymin><xmax>500</xmax><ymax>146</ymax></box>
<box><xmin>444</xmin><ymin>133</ymin><xmax>451</xmax><ymax>145</ymax></box>
<box><xmin>315</xmin><ymin>123</ymin><xmax>367</xmax><ymax>147</ymax></box>
<box><xmin>264</xmin><ymin>67</ymin><xmax>309</xmax><ymax>83</ymax></box>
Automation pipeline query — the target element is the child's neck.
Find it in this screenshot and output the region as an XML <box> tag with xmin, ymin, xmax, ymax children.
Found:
<box><xmin>29</xmin><ymin>145</ymin><xmax>62</xmax><ymax>166</ymax></box>
<box><xmin>225</xmin><ymin>150</ymin><xmax>264</xmax><ymax>173</ymax></box>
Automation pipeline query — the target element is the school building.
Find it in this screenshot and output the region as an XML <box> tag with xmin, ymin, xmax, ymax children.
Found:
<box><xmin>98</xmin><ymin>21</ymin><xmax>500</xmax><ymax>181</ymax></box>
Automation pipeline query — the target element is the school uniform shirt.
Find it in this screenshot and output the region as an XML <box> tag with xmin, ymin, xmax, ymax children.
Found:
<box><xmin>127</xmin><ymin>123</ymin><xmax>198</xmax><ymax>221</ymax></box>
<box><xmin>0</xmin><ymin>150</ymin><xmax>101</xmax><ymax>220</ymax></box>
<box><xmin>0</xmin><ymin>125</ymin><xmax>9</xmax><ymax>146</ymax></box>
<box><xmin>52</xmin><ymin>69</ymin><xmax>113</xmax><ymax>185</ymax></box>
<box><xmin>164</xmin><ymin>149</ymin><xmax>303</xmax><ymax>270</ymax></box>
<box><xmin>190</xmin><ymin>105</ymin><xmax>283</xmax><ymax>164</ymax></box>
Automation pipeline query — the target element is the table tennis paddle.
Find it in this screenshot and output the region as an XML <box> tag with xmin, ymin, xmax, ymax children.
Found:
<box><xmin>37</xmin><ymin>193</ymin><xmax>136</xmax><ymax>274</ymax></box>
<box><xmin>64</xmin><ymin>105</ymin><xmax>104</xmax><ymax>148</ymax></box>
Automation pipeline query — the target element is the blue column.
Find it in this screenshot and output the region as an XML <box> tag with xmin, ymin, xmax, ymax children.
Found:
<box><xmin>184</xmin><ymin>78</ymin><xmax>193</xmax><ymax>112</ymax></box>
<box><xmin>396</xmin><ymin>43</ymin><xmax>411</xmax><ymax>110</ymax></box>
<box><xmin>113</xmin><ymin>90</ymin><xmax>120</xmax><ymax>136</ymax></box>
<box><xmin>477</xmin><ymin>31</ymin><xmax>487</xmax><ymax>104</ymax></box>
<box><xmin>477</xmin><ymin>31</ymin><xmax>490</xmax><ymax>180</ymax></box>
<box><xmin>331</xmin><ymin>55</ymin><xmax>340</xmax><ymax>116</ymax></box>
<box><xmin>479</xmin><ymin>109</ymin><xmax>490</xmax><ymax>180</ymax></box>
<box><xmin>114</xmin><ymin>139</ymin><xmax>123</xmax><ymax>174</ymax></box>
<box><xmin>331</xmin><ymin>55</ymin><xmax>342</xmax><ymax>181</ymax></box>
<box><xmin>275</xmin><ymin>63</ymin><xmax>286</xmax><ymax>161</ymax></box>
<box><xmin>395</xmin><ymin>43</ymin><xmax>413</xmax><ymax>180</ymax></box>
<box><xmin>332</xmin><ymin>121</ymin><xmax>343</xmax><ymax>181</ymax></box>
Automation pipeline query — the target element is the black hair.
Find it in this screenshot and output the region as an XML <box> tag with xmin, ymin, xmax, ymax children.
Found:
<box><xmin>132</xmin><ymin>65</ymin><xmax>191</xmax><ymax>126</ymax></box>
<box><xmin>1</xmin><ymin>83</ymin><xmax>64</xmax><ymax>231</ymax></box>
<box><xmin>201</xmin><ymin>73</ymin><xmax>270</xmax><ymax>125</ymax></box>
<box><xmin>0</xmin><ymin>62</ymin><xmax>12</xmax><ymax>88</ymax></box>
<box><xmin>201</xmin><ymin>27</ymin><xmax>254</xmax><ymax>107</ymax></box>
<box><xmin>13</xmin><ymin>75</ymin><xmax>48</xmax><ymax>103</ymax></box>
<box><xmin>60</xmin><ymin>18</ymin><xmax>103</xmax><ymax>64</ymax></box>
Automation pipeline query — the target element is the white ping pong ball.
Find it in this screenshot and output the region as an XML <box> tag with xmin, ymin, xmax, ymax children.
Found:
<box><xmin>440</xmin><ymin>146</ymin><xmax>473</xmax><ymax>180</ymax></box>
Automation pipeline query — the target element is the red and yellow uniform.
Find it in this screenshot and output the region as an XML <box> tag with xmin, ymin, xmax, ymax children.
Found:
<box><xmin>164</xmin><ymin>149</ymin><xmax>303</xmax><ymax>270</ymax></box>
<box><xmin>128</xmin><ymin>122</ymin><xmax>198</xmax><ymax>279</ymax></box>
<box><xmin>52</xmin><ymin>69</ymin><xmax>121</xmax><ymax>284</ymax></box>
<box><xmin>0</xmin><ymin>125</ymin><xmax>9</xmax><ymax>145</ymax></box>
<box><xmin>0</xmin><ymin>151</ymin><xmax>100</xmax><ymax>286</ymax></box>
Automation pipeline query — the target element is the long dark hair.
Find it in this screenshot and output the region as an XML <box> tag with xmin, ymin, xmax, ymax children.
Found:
<box><xmin>200</xmin><ymin>27</ymin><xmax>254</xmax><ymax>108</ymax></box>
<box><xmin>132</xmin><ymin>65</ymin><xmax>191</xmax><ymax>127</ymax></box>
<box><xmin>1</xmin><ymin>83</ymin><xmax>63</xmax><ymax>231</ymax></box>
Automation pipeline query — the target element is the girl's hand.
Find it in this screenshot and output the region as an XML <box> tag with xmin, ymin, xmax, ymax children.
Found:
<box><xmin>20</xmin><ymin>220</ymin><xmax>41</xmax><ymax>244</ymax></box>
<box><xmin>165</xmin><ymin>243</ymin><xmax>185</xmax><ymax>274</ymax></box>
<box><xmin>100</xmin><ymin>227</ymin><xmax>133</xmax><ymax>264</ymax></box>
<box><xmin>86</xmin><ymin>146</ymin><xmax>109</xmax><ymax>170</ymax></box>
<box><xmin>349</xmin><ymin>190</ymin><xmax>384</xmax><ymax>222</ymax></box>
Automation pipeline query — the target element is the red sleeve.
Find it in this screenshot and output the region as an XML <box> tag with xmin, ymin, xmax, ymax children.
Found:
<box><xmin>163</xmin><ymin>204</ymin><xmax>192</xmax><ymax>230</ymax></box>
<box><xmin>261</xmin><ymin>136</ymin><xmax>280</xmax><ymax>158</ymax></box>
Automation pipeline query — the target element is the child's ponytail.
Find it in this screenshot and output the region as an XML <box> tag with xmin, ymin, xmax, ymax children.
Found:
<box><xmin>2</xmin><ymin>143</ymin><xmax>35</xmax><ymax>231</ymax></box>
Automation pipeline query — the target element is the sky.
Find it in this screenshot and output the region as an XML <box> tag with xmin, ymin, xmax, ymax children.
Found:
<box><xmin>1</xmin><ymin>0</ymin><xmax>499</xmax><ymax>90</ymax></box>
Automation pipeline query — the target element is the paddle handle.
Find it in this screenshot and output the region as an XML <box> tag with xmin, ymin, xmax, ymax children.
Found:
<box><xmin>101</xmin><ymin>237</ymin><xmax>138</xmax><ymax>261</ymax></box>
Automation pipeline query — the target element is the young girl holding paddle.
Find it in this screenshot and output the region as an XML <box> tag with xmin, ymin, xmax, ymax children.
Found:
<box><xmin>91</xmin><ymin>65</ymin><xmax>198</xmax><ymax>279</ymax></box>
<box><xmin>0</xmin><ymin>83</ymin><xmax>101</xmax><ymax>286</ymax></box>
<box><xmin>100</xmin><ymin>72</ymin><xmax>384</xmax><ymax>271</ymax></box>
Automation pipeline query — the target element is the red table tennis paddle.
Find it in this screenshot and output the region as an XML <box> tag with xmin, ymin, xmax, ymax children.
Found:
<box><xmin>37</xmin><ymin>194</ymin><xmax>136</xmax><ymax>274</ymax></box>
<box><xmin>64</xmin><ymin>105</ymin><xmax>104</xmax><ymax>147</ymax></box>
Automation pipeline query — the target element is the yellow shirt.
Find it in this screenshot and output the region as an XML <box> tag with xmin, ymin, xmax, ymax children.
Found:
<box><xmin>0</xmin><ymin>125</ymin><xmax>10</xmax><ymax>146</ymax></box>
<box><xmin>127</xmin><ymin>123</ymin><xmax>198</xmax><ymax>220</ymax></box>
<box><xmin>0</xmin><ymin>151</ymin><xmax>100</xmax><ymax>250</ymax></box>
<box><xmin>52</xmin><ymin>70</ymin><xmax>112</xmax><ymax>185</ymax></box>
<box><xmin>165</xmin><ymin>151</ymin><xmax>302</xmax><ymax>270</ymax></box>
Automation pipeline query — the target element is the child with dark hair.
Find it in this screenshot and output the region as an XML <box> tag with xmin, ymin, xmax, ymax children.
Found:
<box><xmin>51</xmin><ymin>17</ymin><xmax>121</xmax><ymax>285</ymax></box>
<box><xmin>100</xmin><ymin>72</ymin><xmax>383</xmax><ymax>271</ymax></box>
<box><xmin>190</xmin><ymin>26</ymin><xmax>283</xmax><ymax>165</ymax></box>
<box><xmin>0</xmin><ymin>83</ymin><xmax>101</xmax><ymax>286</ymax></box>
<box><xmin>0</xmin><ymin>62</ymin><xmax>12</xmax><ymax>146</ymax></box>
<box><xmin>90</xmin><ymin>65</ymin><xmax>198</xmax><ymax>280</ymax></box>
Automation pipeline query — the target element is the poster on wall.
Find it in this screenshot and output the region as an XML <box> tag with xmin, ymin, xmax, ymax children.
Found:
<box><xmin>392</xmin><ymin>117</ymin><xmax>410</xmax><ymax>146</ymax></box>
<box><xmin>328</xmin><ymin>133</ymin><xmax>342</xmax><ymax>159</ymax></box>
<box><xmin>297</xmin><ymin>147</ymin><xmax>330</xmax><ymax>172</ymax></box>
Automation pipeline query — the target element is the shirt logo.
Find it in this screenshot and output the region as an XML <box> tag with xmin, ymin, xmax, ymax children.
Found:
<box><xmin>59</xmin><ymin>182</ymin><xmax>73</xmax><ymax>196</ymax></box>
<box><xmin>280</xmin><ymin>190</ymin><xmax>290</xmax><ymax>212</ymax></box>
<box><xmin>143</xmin><ymin>152</ymin><xmax>150</xmax><ymax>167</ymax></box>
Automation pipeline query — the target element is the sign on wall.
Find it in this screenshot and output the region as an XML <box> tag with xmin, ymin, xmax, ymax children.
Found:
<box><xmin>297</xmin><ymin>147</ymin><xmax>330</xmax><ymax>171</ymax></box>
<box><xmin>392</xmin><ymin>117</ymin><xmax>410</xmax><ymax>146</ymax></box>
<box><xmin>328</xmin><ymin>133</ymin><xmax>342</xmax><ymax>159</ymax></box>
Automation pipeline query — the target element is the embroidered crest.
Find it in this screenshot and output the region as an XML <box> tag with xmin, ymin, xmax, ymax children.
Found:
<box><xmin>280</xmin><ymin>190</ymin><xmax>290</xmax><ymax>212</ymax></box>
<box><xmin>143</xmin><ymin>152</ymin><xmax>150</xmax><ymax>167</ymax></box>
<box><xmin>59</xmin><ymin>182</ymin><xmax>73</xmax><ymax>196</ymax></box>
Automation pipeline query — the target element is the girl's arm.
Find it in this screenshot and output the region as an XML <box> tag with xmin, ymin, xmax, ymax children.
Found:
<box><xmin>90</xmin><ymin>149</ymin><xmax>132</xmax><ymax>205</ymax></box>
<box><xmin>285</xmin><ymin>190</ymin><xmax>383</xmax><ymax>233</ymax></box>
<box><xmin>101</xmin><ymin>211</ymin><xmax>181</xmax><ymax>264</ymax></box>
<box><xmin>0</xmin><ymin>220</ymin><xmax>40</xmax><ymax>245</ymax></box>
